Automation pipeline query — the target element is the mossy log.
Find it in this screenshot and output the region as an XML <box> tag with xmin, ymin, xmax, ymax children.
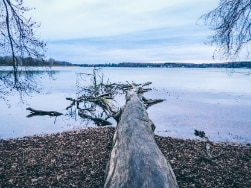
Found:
<box><xmin>104</xmin><ymin>87</ymin><xmax>178</xmax><ymax>188</ymax></box>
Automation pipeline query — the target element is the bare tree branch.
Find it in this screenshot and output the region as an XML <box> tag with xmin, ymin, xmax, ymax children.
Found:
<box><xmin>0</xmin><ymin>0</ymin><xmax>46</xmax><ymax>100</ymax></box>
<box><xmin>64</xmin><ymin>69</ymin><xmax>165</xmax><ymax>126</ymax></box>
<box><xmin>26</xmin><ymin>69</ymin><xmax>165</xmax><ymax>127</ymax></box>
<box><xmin>202</xmin><ymin>0</ymin><xmax>251</xmax><ymax>58</ymax></box>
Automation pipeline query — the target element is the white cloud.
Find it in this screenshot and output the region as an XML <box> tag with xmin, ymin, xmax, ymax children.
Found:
<box><xmin>25</xmin><ymin>0</ymin><xmax>218</xmax><ymax>39</ymax></box>
<box><xmin>46</xmin><ymin>26</ymin><xmax>216</xmax><ymax>64</ymax></box>
<box><xmin>24</xmin><ymin>0</ymin><xmax>221</xmax><ymax>63</ymax></box>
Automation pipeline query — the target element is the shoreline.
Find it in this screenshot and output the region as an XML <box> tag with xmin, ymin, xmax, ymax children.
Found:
<box><xmin>2</xmin><ymin>128</ymin><xmax>250</xmax><ymax>147</ymax></box>
<box><xmin>0</xmin><ymin>127</ymin><xmax>250</xmax><ymax>187</ymax></box>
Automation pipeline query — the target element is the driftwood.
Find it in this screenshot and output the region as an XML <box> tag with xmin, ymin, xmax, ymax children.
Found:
<box><xmin>104</xmin><ymin>87</ymin><xmax>178</xmax><ymax>188</ymax></box>
<box><xmin>25</xmin><ymin>69</ymin><xmax>178</xmax><ymax>186</ymax></box>
<box><xmin>26</xmin><ymin>107</ymin><xmax>63</xmax><ymax>118</ymax></box>
<box><xmin>194</xmin><ymin>129</ymin><xmax>226</xmax><ymax>164</ymax></box>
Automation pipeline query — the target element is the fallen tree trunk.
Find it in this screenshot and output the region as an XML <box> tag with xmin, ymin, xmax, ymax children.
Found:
<box><xmin>104</xmin><ymin>87</ymin><xmax>178</xmax><ymax>188</ymax></box>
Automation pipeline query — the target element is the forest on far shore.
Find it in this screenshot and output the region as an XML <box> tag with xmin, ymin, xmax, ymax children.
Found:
<box><xmin>1</xmin><ymin>56</ymin><xmax>251</xmax><ymax>69</ymax></box>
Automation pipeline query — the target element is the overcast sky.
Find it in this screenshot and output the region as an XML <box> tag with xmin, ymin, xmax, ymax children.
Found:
<box><xmin>25</xmin><ymin>0</ymin><xmax>221</xmax><ymax>64</ymax></box>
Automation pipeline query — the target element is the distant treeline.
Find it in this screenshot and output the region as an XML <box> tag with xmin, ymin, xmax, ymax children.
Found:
<box><xmin>80</xmin><ymin>61</ymin><xmax>251</xmax><ymax>68</ymax></box>
<box><xmin>1</xmin><ymin>56</ymin><xmax>251</xmax><ymax>68</ymax></box>
<box><xmin>0</xmin><ymin>56</ymin><xmax>72</xmax><ymax>67</ymax></box>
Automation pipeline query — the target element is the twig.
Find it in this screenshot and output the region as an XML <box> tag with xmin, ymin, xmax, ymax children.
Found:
<box><xmin>142</xmin><ymin>96</ymin><xmax>165</xmax><ymax>108</ymax></box>
<box><xmin>194</xmin><ymin>129</ymin><xmax>226</xmax><ymax>163</ymax></box>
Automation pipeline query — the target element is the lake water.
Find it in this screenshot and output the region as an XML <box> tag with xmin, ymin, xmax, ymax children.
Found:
<box><xmin>1</xmin><ymin>67</ymin><xmax>251</xmax><ymax>143</ymax></box>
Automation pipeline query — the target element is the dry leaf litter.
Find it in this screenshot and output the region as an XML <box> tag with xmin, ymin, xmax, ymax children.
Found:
<box><xmin>0</xmin><ymin>127</ymin><xmax>250</xmax><ymax>187</ymax></box>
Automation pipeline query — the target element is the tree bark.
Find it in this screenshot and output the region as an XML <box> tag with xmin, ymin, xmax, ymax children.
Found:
<box><xmin>104</xmin><ymin>87</ymin><xmax>178</xmax><ymax>188</ymax></box>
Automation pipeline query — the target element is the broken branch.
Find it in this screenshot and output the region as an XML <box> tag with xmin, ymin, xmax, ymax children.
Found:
<box><xmin>26</xmin><ymin>107</ymin><xmax>63</xmax><ymax>118</ymax></box>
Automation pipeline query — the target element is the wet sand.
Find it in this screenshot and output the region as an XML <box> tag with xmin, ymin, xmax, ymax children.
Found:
<box><xmin>0</xmin><ymin>127</ymin><xmax>250</xmax><ymax>187</ymax></box>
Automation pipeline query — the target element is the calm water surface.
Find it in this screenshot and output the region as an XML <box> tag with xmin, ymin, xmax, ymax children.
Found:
<box><xmin>1</xmin><ymin>67</ymin><xmax>251</xmax><ymax>143</ymax></box>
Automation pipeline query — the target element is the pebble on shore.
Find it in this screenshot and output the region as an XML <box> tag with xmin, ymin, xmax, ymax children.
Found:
<box><xmin>0</xmin><ymin>127</ymin><xmax>250</xmax><ymax>187</ymax></box>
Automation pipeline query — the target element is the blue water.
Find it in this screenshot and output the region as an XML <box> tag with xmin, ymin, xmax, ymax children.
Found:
<box><xmin>0</xmin><ymin>67</ymin><xmax>251</xmax><ymax>143</ymax></box>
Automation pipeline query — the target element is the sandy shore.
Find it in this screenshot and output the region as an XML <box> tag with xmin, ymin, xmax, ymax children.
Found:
<box><xmin>0</xmin><ymin>127</ymin><xmax>250</xmax><ymax>187</ymax></box>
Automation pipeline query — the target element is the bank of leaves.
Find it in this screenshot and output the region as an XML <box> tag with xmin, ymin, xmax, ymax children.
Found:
<box><xmin>0</xmin><ymin>127</ymin><xmax>250</xmax><ymax>187</ymax></box>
